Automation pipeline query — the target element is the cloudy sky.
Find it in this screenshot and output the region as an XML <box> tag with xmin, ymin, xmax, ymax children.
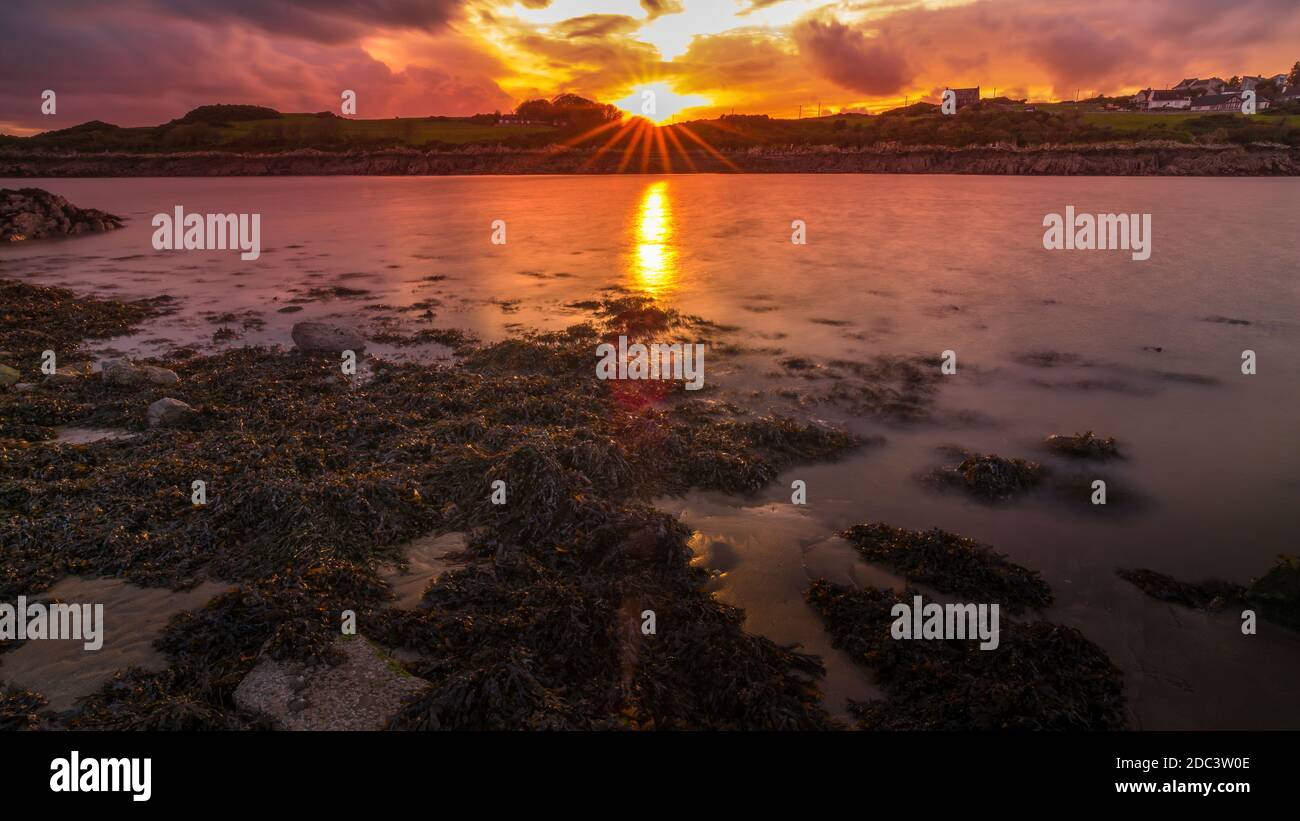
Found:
<box><xmin>2</xmin><ymin>0</ymin><xmax>1298</xmax><ymax>134</ymax></box>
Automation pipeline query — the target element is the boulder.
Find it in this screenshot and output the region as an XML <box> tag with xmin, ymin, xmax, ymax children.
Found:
<box><xmin>147</xmin><ymin>397</ymin><xmax>196</xmax><ymax>427</ymax></box>
<box><xmin>137</xmin><ymin>365</ymin><xmax>180</xmax><ymax>385</ymax></box>
<box><xmin>1</xmin><ymin>187</ymin><xmax>123</xmax><ymax>242</ymax></box>
<box><xmin>291</xmin><ymin>321</ymin><xmax>366</xmax><ymax>353</ymax></box>
<box><xmin>100</xmin><ymin>358</ymin><xmax>136</xmax><ymax>385</ymax></box>
<box><xmin>101</xmin><ymin>358</ymin><xmax>179</xmax><ymax>386</ymax></box>
<box><xmin>45</xmin><ymin>364</ymin><xmax>89</xmax><ymax>385</ymax></box>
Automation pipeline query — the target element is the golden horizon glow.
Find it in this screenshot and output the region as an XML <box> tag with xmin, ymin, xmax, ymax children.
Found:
<box><xmin>614</xmin><ymin>82</ymin><xmax>711</xmax><ymax>125</ymax></box>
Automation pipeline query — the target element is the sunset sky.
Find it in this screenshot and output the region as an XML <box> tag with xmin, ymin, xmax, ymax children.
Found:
<box><xmin>2</xmin><ymin>0</ymin><xmax>1298</xmax><ymax>134</ymax></box>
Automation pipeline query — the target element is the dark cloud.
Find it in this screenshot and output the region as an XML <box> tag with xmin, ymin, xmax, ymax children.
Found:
<box><xmin>149</xmin><ymin>0</ymin><xmax>466</xmax><ymax>44</ymax></box>
<box><xmin>552</xmin><ymin>14</ymin><xmax>642</xmax><ymax>39</ymax></box>
<box><xmin>792</xmin><ymin>16</ymin><xmax>909</xmax><ymax>95</ymax></box>
<box><xmin>641</xmin><ymin>0</ymin><xmax>685</xmax><ymax>20</ymax></box>
<box><xmin>0</xmin><ymin>0</ymin><xmax>508</xmax><ymax>131</ymax></box>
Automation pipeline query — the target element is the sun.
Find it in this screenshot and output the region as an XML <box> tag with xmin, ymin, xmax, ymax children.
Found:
<box><xmin>613</xmin><ymin>82</ymin><xmax>710</xmax><ymax>125</ymax></box>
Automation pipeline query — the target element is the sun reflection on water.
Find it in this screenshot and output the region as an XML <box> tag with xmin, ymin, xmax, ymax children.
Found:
<box><xmin>630</xmin><ymin>180</ymin><xmax>678</xmax><ymax>297</ymax></box>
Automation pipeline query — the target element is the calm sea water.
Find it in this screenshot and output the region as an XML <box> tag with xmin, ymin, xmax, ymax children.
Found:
<box><xmin>3</xmin><ymin>174</ymin><xmax>1298</xmax><ymax>728</ymax></box>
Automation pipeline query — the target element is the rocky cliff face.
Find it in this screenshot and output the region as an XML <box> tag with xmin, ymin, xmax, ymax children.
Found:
<box><xmin>1</xmin><ymin>143</ymin><xmax>1297</xmax><ymax>177</ymax></box>
<box><xmin>1</xmin><ymin>187</ymin><xmax>124</xmax><ymax>241</ymax></box>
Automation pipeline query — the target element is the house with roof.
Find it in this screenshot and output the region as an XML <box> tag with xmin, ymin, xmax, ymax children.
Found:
<box><xmin>1189</xmin><ymin>91</ymin><xmax>1269</xmax><ymax>112</ymax></box>
<box><xmin>1134</xmin><ymin>89</ymin><xmax>1191</xmax><ymax>110</ymax></box>
<box><xmin>1172</xmin><ymin>77</ymin><xmax>1225</xmax><ymax>97</ymax></box>
<box><xmin>944</xmin><ymin>87</ymin><xmax>980</xmax><ymax>110</ymax></box>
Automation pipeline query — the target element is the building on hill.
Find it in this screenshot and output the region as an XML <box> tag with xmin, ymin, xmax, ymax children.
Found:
<box><xmin>948</xmin><ymin>87</ymin><xmax>980</xmax><ymax>109</ymax></box>
<box><xmin>1190</xmin><ymin>92</ymin><xmax>1269</xmax><ymax>112</ymax></box>
<box><xmin>1172</xmin><ymin>77</ymin><xmax>1225</xmax><ymax>96</ymax></box>
<box><xmin>1135</xmin><ymin>89</ymin><xmax>1191</xmax><ymax>110</ymax></box>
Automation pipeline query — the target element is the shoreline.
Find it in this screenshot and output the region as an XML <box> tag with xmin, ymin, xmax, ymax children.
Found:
<box><xmin>3</xmin><ymin>142</ymin><xmax>1299</xmax><ymax>177</ymax></box>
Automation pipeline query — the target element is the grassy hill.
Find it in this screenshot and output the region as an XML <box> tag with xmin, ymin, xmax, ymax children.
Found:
<box><xmin>0</xmin><ymin>106</ymin><xmax>557</xmax><ymax>153</ymax></box>
<box><xmin>4</xmin><ymin>101</ymin><xmax>1299</xmax><ymax>154</ymax></box>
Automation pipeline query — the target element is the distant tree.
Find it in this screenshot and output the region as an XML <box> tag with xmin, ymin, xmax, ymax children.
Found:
<box><xmin>547</xmin><ymin>94</ymin><xmax>621</xmax><ymax>128</ymax></box>
<box><xmin>515</xmin><ymin>99</ymin><xmax>556</xmax><ymax>121</ymax></box>
<box><xmin>1289</xmin><ymin>61</ymin><xmax>1300</xmax><ymax>86</ymax></box>
<box><xmin>1225</xmin><ymin>76</ymin><xmax>1242</xmax><ymax>90</ymax></box>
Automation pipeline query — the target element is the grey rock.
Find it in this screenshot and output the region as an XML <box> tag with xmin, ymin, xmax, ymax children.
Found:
<box><xmin>291</xmin><ymin>321</ymin><xmax>366</xmax><ymax>353</ymax></box>
<box><xmin>147</xmin><ymin>397</ymin><xmax>196</xmax><ymax>427</ymax></box>
<box><xmin>1</xmin><ymin>187</ymin><xmax>123</xmax><ymax>242</ymax></box>
<box><xmin>102</xmin><ymin>358</ymin><xmax>180</xmax><ymax>386</ymax></box>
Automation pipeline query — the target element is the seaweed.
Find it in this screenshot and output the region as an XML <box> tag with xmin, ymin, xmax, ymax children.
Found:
<box><xmin>0</xmin><ymin>279</ymin><xmax>174</xmax><ymax>374</ymax></box>
<box><xmin>840</xmin><ymin>522</ymin><xmax>1053</xmax><ymax>612</ymax></box>
<box><xmin>1116</xmin><ymin>568</ymin><xmax>1245</xmax><ymax>611</ymax></box>
<box><xmin>0</xmin><ymin>685</ymin><xmax>48</xmax><ymax>731</ymax></box>
<box><xmin>805</xmin><ymin>580</ymin><xmax>1126</xmax><ymax>730</ymax></box>
<box><xmin>1246</xmin><ymin>556</ymin><xmax>1300</xmax><ymax>631</ymax></box>
<box><xmin>1044</xmin><ymin>430</ymin><xmax>1121</xmax><ymax>459</ymax></box>
<box><xmin>928</xmin><ymin>451</ymin><xmax>1044</xmax><ymax>500</ymax></box>
<box><xmin>2</xmin><ymin>282</ymin><xmax>860</xmax><ymax>730</ymax></box>
<box><xmin>1118</xmin><ymin>556</ymin><xmax>1300</xmax><ymax>631</ymax></box>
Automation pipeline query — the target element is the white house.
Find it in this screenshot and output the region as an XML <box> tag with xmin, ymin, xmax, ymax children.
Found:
<box><xmin>1144</xmin><ymin>89</ymin><xmax>1192</xmax><ymax>110</ymax></box>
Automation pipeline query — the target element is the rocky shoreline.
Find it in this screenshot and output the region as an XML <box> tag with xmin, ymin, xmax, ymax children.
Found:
<box><xmin>2</xmin><ymin>141</ymin><xmax>1298</xmax><ymax>176</ymax></box>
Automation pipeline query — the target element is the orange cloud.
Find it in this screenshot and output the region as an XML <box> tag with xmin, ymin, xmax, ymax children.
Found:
<box><xmin>2</xmin><ymin>0</ymin><xmax>1299</xmax><ymax>133</ymax></box>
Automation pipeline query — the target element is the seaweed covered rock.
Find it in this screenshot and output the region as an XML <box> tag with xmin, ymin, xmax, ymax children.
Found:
<box><xmin>805</xmin><ymin>580</ymin><xmax>1126</xmax><ymax>730</ymax></box>
<box><xmin>930</xmin><ymin>451</ymin><xmax>1044</xmax><ymax>500</ymax></box>
<box><xmin>1246</xmin><ymin>556</ymin><xmax>1300</xmax><ymax>631</ymax></box>
<box><xmin>1</xmin><ymin>188</ymin><xmax>123</xmax><ymax>242</ymax></box>
<box><xmin>1119</xmin><ymin>556</ymin><xmax>1300</xmax><ymax>631</ymax></box>
<box><xmin>840</xmin><ymin>522</ymin><xmax>1052</xmax><ymax>611</ymax></box>
<box><xmin>1116</xmin><ymin>568</ymin><xmax>1245</xmax><ymax>611</ymax></box>
<box><xmin>1045</xmin><ymin>430</ymin><xmax>1121</xmax><ymax>459</ymax></box>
